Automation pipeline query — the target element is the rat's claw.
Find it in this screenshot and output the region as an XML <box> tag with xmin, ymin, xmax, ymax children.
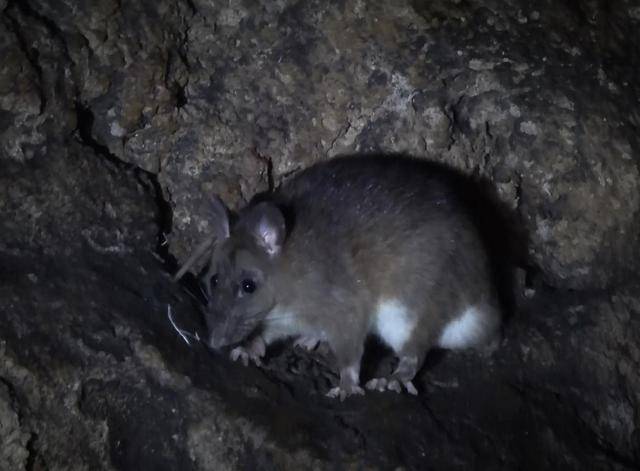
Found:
<box><xmin>230</xmin><ymin>341</ymin><xmax>264</xmax><ymax>367</ymax></box>
<box><xmin>230</xmin><ymin>346</ymin><xmax>249</xmax><ymax>366</ymax></box>
<box><xmin>326</xmin><ymin>387</ymin><xmax>341</xmax><ymax>399</ymax></box>
<box><xmin>387</xmin><ymin>379</ymin><xmax>402</xmax><ymax>393</ymax></box>
<box><xmin>404</xmin><ymin>381</ymin><xmax>418</xmax><ymax>395</ymax></box>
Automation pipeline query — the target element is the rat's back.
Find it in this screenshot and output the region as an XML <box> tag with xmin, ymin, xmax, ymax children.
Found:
<box><xmin>276</xmin><ymin>155</ymin><xmax>496</xmax><ymax>312</ymax></box>
<box><xmin>279</xmin><ymin>155</ymin><xmax>464</xmax><ymax>232</ymax></box>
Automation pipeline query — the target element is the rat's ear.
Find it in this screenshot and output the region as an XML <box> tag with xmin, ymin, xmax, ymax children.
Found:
<box><xmin>239</xmin><ymin>202</ymin><xmax>286</xmax><ymax>257</ymax></box>
<box><xmin>210</xmin><ymin>194</ymin><xmax>230</xmax><ymax>240</ymax></box>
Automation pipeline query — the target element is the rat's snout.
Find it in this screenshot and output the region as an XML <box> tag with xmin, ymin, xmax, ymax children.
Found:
<box><xmin>206</xmin><ymin>320</ymin><xmax>233</xmax><ymax>350</ymax></box>
<box><xmin>205</xmin><ymin>312</ymin><xmax>247</xmax><ymax>351</ymax></box>
<box><xmin>207</xmin><ymin>332</ymin><xmax>228</xmax><ymax>350</ymax></box>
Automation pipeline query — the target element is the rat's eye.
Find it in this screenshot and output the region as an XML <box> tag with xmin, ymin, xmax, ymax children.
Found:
<box><xmin>241</xmin><ymin>279</ymin><xmax>256</xmax><ymax>294</ymax></box>
<box><xmin>210</xmin><ymin>274</ymin><xmax>218</xmax><ymax>289</ymax></box>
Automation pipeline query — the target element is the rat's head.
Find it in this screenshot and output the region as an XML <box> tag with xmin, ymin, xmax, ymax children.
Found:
<box><xmin>201</xmin><ymin>196</ymin><xmax>286</xmax><ymax>350</ymax></box>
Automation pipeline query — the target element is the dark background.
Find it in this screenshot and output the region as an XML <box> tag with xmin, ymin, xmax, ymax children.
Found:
<box><xmin>1</xmin><ymin>0</ymin><xmax>639</xmax><ymax>469</ymax></box>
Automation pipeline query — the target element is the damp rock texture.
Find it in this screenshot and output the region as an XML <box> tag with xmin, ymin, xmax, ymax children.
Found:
<box><xmin>1</xmin><ymin>0</ymin><xmax>639</xmax><ymax>470</ymax></box>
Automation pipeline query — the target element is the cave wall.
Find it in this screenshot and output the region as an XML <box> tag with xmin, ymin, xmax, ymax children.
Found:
<box><xmin>1</xmin><ymin>0</ymin><xmax>640</xmax><ymax>469</ymax></box>
<box><xmin>2</xmin><ymin>0</ymin><xmax>639</xmax><ymax>288</ymax></box>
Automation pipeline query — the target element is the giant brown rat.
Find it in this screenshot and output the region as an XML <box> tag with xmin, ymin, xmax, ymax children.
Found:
<box><xmin>178</xmin><ymin>155</ymin><xmax>501</xmax><ymax>399</ymax></box>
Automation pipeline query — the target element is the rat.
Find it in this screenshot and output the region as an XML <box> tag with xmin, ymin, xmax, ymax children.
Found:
<box><xmin>178</xmin><ymin>155</ymin><xmax>501</xmax><ymax>400</ymax></box>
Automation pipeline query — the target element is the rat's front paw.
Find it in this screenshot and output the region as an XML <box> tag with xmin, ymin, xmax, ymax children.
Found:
<box><xmin>325</xmin><ymin>385</ymin><xmax>365</xmax><ymax>401</ymax></box>
<box><xmin>229</xmin><ymin>346</ymin><xmax>252</xmax><ymax>366</ymax></box>
<box><xmin>229</xmin><ymin>337</ymin><xmax>266</xmax><ymax>367</ymax></box>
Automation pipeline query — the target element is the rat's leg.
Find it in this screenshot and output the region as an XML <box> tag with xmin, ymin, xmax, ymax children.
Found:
<box><xmin>326</xmin><ymin>359</ymin><xmax>365</xmax><ymax>400</ymax></box>
<box><xmin>230</xmin><ymin>335</ymin><xmax>267</xmax><ymax>366</ymax></box>
<box><xmin>387</xmin><ymin>353</ymin><xmax>421</xmax><ymax>395</ymax></box>
<box><xmin>325</xmin><ymin>338</ymin><xmax>366</xmax><ymax>401</ymax></box>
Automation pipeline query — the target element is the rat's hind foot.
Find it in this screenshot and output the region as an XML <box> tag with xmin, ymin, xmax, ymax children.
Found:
<box><xmin>365</xmin><ymin>377</ymin><xmax>418</xmax><ymax>395</ymax></box>
<box><xmin>229</xmin><ymin>336</ymin><xmax>266</xmax><ymax>366</ymax></box>
<box><xmin>326</xmin><ymin>364</ymin><xmax>365</xmax><ymax>401</ymax></box>
<box><xmin>365</xmin><ymin>354</ymin><xmax>420</xmax><ymax>395</ymax></box>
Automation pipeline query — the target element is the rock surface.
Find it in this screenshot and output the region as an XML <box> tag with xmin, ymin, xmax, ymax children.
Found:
<box><xmin>1</xmin><ymin>0</ymin><xmax>639</xmax><ymax>469</ymax></box>
<box><xmin>1</xmin><ymin>246</ymin><xmax>639</xmax><ymax>469</ymax></box>
<box><xmin>2</xmin><ymin>0</ymin><xmax>639</xmax><ymax>288</ymax></box>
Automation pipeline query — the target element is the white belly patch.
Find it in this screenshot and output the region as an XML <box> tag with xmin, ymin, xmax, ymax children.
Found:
<box><xmin>438</xmin><ymin>305</ymin><xmax>485</xmax><ymax>349</ymax></box>
<box><xmin>374</xmin><ymin>299</ymin><xmax>415</xmax><ymax>351</ymax></box>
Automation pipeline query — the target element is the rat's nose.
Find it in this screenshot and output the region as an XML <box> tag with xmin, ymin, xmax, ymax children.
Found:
<box><xmin>208</xmin><ymin>333</ymin><xmax>225</xmax><ymax>350</ymax></box>
<box><xmin>208</xmin><ymin>326</ymin><xmax>233</xmax><ymax>350</ymax></box>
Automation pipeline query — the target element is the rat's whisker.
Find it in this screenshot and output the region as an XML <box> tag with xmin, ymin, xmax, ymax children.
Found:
<box><xmin>173</xmin><ymin>234</ymin><xmax>216</xmax><ymax>281</ymax></box>
<box><xmin>167</xmin><ymin>305</ymin><xmax>202</xmax><ymax>346</ymax></box>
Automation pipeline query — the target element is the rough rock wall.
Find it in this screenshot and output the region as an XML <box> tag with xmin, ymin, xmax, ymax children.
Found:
<box><xmin>2</xmin><ymin>0</ymin><xmax>639</xmax><ymax>288</ymax></box>
<box><xmin>1</xmin><ymin>0</ymin><xmax>640</xmax><ymax>470</ymax></box>
<box><xmin>2</xmin><ymin>251</ymin><xmax>640</xmax><ymax>470</ymax></box>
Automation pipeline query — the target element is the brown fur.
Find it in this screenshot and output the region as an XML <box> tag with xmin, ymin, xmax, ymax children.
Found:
<box><xmin>196</xmin><ymin>155</ymin><xmax>501</xmax><ymax>397</ymax></box>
